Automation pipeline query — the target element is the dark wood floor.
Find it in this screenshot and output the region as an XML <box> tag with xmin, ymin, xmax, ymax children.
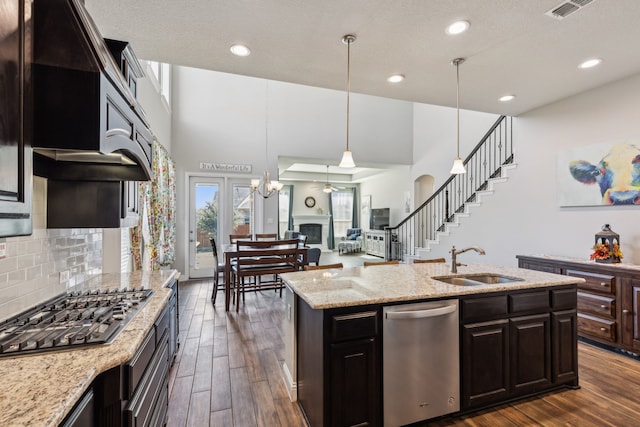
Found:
<box><xmin>167</xmin><ymin>278</ymin><xmax>640</xmax><ymax>427</ymax></box>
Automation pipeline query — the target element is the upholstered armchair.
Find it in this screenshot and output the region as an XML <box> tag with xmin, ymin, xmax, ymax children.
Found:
<box><xmin>338</xmin><ymin>228</ymin><xmax>363</xmax><ymax>254</ymax></box>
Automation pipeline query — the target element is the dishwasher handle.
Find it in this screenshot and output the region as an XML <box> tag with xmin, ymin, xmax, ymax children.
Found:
<box><xmin>385</xmin><ymin>304</ymin><xmax>456</xmax><ymax>320</ymax></box>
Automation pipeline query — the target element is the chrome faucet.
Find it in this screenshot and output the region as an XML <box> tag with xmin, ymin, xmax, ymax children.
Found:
<box><xmin>450</xmin><ymin>245</ymin><xmax>486</xmax><ymax>273</ymax></box>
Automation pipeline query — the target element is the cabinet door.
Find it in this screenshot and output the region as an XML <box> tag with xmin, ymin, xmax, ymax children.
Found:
<box><xmin>330</xmin><ymin>338</ymin><xmax>379</xmax><ymax>427</ymax></box>
<box><xmin>0</xmin><ymin>0</ymin><xmax>32</xmax><ymax>237</ymax></box>
<box><xmin>510</xmin><ymin>314</ymin><xmax>551</xmax><ymax>396</ymax></box>
<box><xmin>552</xmin><ymin>310</ymin><xmax>578</xmax><ymax>386</ymax></box>
<box><xmin>462</xmin><ymin>320</ymin><xmax>509</xmax><ymax>409</ymax></box>
<box><xmin>621</xmin><ymin>278</ymin><xmax>640</xmax><ymax>352</ymax></box>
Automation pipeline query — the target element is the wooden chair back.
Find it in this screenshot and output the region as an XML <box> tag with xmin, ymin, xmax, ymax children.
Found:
<box><xmin>413</xmin><ymin>258</ymin><xmax>446</xmax><ymax>264</ymax></box>
<box><xmin>304</xmin><ymin>262</ymin><xmax>343</xmax><ymax>271</ymax></box>
<box><xmin>255</xmin><ymin>233</ymin><xmax>278</xmax><ymax>240</ymax></box>
<box><xmin>229</xmin><ymin>234</ymin><xmax>252</xmax><ymax>243</ymax></box>
<box><xmin>234</xmin><ymin>239</ymin><xmax>301</xmax><ymax>276</ymax></box>
<box><xmin>363</xmin><ymin>260</ymin><xmax>400</xmax><ymax>267</ymax></box>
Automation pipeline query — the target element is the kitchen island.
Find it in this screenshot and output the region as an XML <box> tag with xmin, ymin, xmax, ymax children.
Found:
<box><xmin>0</xmin><ymin>270</ymin><xmax>179</xmax><ymax>427</ymax></box>
<box><xmin>281</xmin><ymin>262</ymin><xmax>584</xmax><ymax>427</ymax></box>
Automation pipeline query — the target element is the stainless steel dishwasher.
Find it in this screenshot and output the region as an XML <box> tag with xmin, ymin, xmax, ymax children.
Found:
<box><xmin>383</xmin><ymin>299</ymin><xmax>459</xmax><ymax>426</ymax></box>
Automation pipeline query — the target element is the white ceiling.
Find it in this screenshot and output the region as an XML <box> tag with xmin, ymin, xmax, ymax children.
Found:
<box><xmin>86</xmin><ymin>0</ymin><xmax>640</xmax><ymax>117</ymax></box>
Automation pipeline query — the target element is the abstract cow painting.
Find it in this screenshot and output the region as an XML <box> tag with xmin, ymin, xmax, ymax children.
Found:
<box><xmin>558</xmin><ymin>142</ymin><xmax>640</xmax><ymax>206</ymax></box>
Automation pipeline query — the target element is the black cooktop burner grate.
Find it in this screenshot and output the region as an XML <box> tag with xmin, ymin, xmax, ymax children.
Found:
<box><xmin>0</xmin><ymin>288</ymin><xmax>154</xmax><ymax>357</ymax></box>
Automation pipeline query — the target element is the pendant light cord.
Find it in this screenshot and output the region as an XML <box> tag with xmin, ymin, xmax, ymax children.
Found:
<box><xmin>346</xmin><ymin>37</ymin><xmax>351</xmax><ymax>151</ymax></box>
<box><xmin>456</xmin><ymin>60</ymin><xmax>460</xmax><ymax>158</ymax></box>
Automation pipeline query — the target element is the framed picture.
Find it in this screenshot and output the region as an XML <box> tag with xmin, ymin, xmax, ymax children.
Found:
<box><xmin>557</xmin><ymin>140</ymin><xmax>640</xmax><ymax>206</ymax></box>
<box><xmin>361</xmin><ymin>195</ymin><xmax>371</xmax><ymax>215</ymax></box>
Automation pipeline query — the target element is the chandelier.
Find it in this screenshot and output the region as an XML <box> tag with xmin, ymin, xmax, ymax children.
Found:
<box><xmin>251</xmin><ymin>82</ymin><xmax>283</xmax><ymax>198</ymax></box>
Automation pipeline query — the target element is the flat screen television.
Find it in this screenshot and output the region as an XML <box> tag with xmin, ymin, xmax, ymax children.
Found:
<box><xmin>370</xmin><ymin>208</ymin><xmax>390</xmax><ymax>230</ymax></box>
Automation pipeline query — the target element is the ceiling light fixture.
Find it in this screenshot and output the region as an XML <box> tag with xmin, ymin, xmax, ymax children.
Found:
<box><xmin>339</xmin><ymin>34</ymin><xmax>356</xmax><ymax>169</ymax></box>
<box><xmin>230</xmin><ymin>44</ymin><xmax>251</xmax><ymax>57</ymax></box>
<box><xmin>499</xmin><ymin>94</ymin><xmax>516</xmax><ymax>102</ymax></box>
<box><xmin>387</xmin><ymin>74</ymin><xmax>405</xmax><ymax>83</ymax></box>
<box><xmin>450</xmin><ymin>58</ymin><xmax>466</xmax><ymax>175</ymax></box>
<box><xmin>251</xmin><ymin>81</ymin><xmax>283</xmax><ymax>198</ymax></box>
<box><xmin>446</xmin><ymin>20</ymin><xmax>470</xmax><ymax>35</ymax></box>
<box><xmin>578</xmin><ymin>58</ymin><xmax>602</xmax><ymax>69</ymax></box>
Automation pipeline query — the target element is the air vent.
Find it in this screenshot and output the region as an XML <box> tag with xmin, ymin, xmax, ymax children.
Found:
<box><xmin>545</xmin><ymin>0</ymin><xmax>594</xmax><ymax>20</ymax></box>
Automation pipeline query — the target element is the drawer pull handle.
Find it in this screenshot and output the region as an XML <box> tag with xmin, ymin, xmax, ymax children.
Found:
<box><xmin>600</xmin><ymin>327</ymin><xmax>607</xmax><ymax>331</ymax></box>
<box><xmin>600</xmin><ymin>305</ymin><xmax>606</xmax><ymax>309</ymax></box>
<box><xmin>600</xmin><ymin>282</ymin><xmax>608</xmax><ymax>287</ymax></box>
<box><xmin>623</xmin><ymin>309</ymin><xmax>630</xmax><ymax>314</ymax></box>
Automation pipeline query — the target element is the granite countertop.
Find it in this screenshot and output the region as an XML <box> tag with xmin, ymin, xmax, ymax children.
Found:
<box><xmin>281</xmin><ymin>262</ymin><xmax>584</xmax><ymax>309</ymax></box>
<box><xmin>518</xmin><ymin>254</ymin><xmax>640</xmax><ymax>271</ymax></box>
<box><xmin>0</xmin><ymin>270</ymin><xmax>179</xmax><ymax>427</ymax></box>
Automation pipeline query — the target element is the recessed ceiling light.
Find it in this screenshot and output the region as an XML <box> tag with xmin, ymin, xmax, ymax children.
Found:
<box><xmin>387</xmin><ymin>74</ymin><xmax>405</xmax><ymax>83</ymax></box>
<box><xmin>578</xmin><ymin>58</ymin><xmax>602</xmax><ymax>69</ymax></box>
<box><xmin>230</xmin><ymin>44</ymin><xmax>251</xmax><ymax>57</ymax></box>
<box><xmin>499</xmin><ymin>95</ymin><xmax>515</xmax><ymax>102</ymax></box>
<box><xmin>446</xmin><ymin>20</ymin><xmax>470</xmax><ymax>35</ymax></box>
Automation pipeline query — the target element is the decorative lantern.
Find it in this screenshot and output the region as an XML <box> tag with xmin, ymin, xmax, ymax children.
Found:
<box><xmin>592</xmin><ymin>224</ymin><xmax>622</xmax><ymax>264</ymax></box>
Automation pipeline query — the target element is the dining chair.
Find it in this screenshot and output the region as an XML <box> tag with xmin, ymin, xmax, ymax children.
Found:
<box><xmin>306</xmin><ymin>248</ymin><xmax>321</xmax><ymax>266</ymax></box>
<box><xmin>413</xmin><ymin>258</ymin><xmax>446</xmax><ymax>264</ymax></box>
<box><xmin>229</xmin><ymin>234</ymin><xmax>252</xmax><ymax>243</ymax></box>
<box><xmin>297</xmin><ymin>234</ymin><xmax>308</xmax><ymax>247</ymax></box>
<box><xmin>304</xmin><ymin>262</ymin><xmax>343</xmax><ymax>271</ymax></box>
<box><xmin>209</xmin><ymin>237</ymin><xmax>228</xmax><ymax>304</ymax></box>
<box><xmin>363</xmin><ymin>260</ymin><xmax>400</xmax><ymax>266</ymax></box>
<box><xmin>255</xmin><ymin>233</ymin><xmax>278</xmax><ymax>240</ymax></box>
<box><xmin>232</xmin><ymin>238</ymin><xmax>300</xmax><ymax>311</ymax></box>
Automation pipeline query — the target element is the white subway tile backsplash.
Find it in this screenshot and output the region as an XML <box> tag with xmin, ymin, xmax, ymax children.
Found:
<box><xmin>0</xmin><ymin>227</ymin><xmax>103</xmax><ymax>322</ymax></box>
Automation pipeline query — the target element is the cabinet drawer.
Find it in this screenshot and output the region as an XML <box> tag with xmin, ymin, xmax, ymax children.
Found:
<box><xmin>577</xmin><ymin>313</ymin><xmax>616</xmax><ymax>342</ymax></box>
<box><xmin>578</xmin><ymin>292</ymin><xmax>616</xmax><ymax>318</ymax></box>
<box><xmin>566</xmin><ymin>269</ymin><xmax>615</xmax><ymax>294</ymax></box>
<box><xmin>509</xmin><ymin>290</ymin><xmax>549</xmax><ymax>314</ymax></box>
<box><xmin>551</xmin><ymin>288</ymin><xmax>577</xmax><ymax>311</ymax></box>
<box><xmin>462</xmin><ymin>295</ymin><xmax>508</xmax><ymax>323</ymax></box>
<box><xmin>331</xmin><ymin>311</ymin><xmax>378</xmax><ymax>342</ymax></box>
<box><xmin>125</xmin><ymin>329</ymin><xmax>156</xmax><ymax>398</ymax></box>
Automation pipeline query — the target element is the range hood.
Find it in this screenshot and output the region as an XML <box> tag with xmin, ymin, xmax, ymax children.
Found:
<box><xmin>32</xmin><ymin>0</ymin><xmax>152</xmax><ymax>182</ymax></box>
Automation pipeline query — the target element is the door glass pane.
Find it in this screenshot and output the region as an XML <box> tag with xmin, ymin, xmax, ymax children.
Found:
<box><xmin>232</xmin><ymin>184</ymin><xmax>252</xmax><ymax>235</ymax></box>
<box><xmin>195</xmin><ymin>183</ymin><xmax>219</xmax><ymax>270</ymax></box>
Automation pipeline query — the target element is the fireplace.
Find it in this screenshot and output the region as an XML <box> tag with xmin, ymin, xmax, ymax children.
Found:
<box><xmin>299</xmin><ymin>223</ymin><xmax>322</xmax><ymax>244</ymax></box>
<box><xmin>293</xmin><ymin>214</ymin><xmax>331</xmax><ymax>251</ymax></box>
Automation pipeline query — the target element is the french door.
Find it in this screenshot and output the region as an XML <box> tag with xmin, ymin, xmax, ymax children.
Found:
<box><xmin>188</xmin><ymin>176</ymin><xmax>254</xmax><ymax>279</ymax></box>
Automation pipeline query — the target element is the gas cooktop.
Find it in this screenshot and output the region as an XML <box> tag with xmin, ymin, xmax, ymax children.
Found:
<box><xmin>0</xmin><ymin>288</ymin><xmax>154</xmax><ymax>357</ymax></box>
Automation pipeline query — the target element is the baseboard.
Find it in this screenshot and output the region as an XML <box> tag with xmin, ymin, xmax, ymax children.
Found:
<box><xmin>282</xmin><ymin>362</ymin><xmax>298</xmax><ymax>401</ymax></box>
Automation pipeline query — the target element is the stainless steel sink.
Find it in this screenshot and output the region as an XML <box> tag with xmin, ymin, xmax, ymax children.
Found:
<box><xmin>433</xmin><ymin>274</ymin><xmax>524</xmax><ymax>286</ymax></box>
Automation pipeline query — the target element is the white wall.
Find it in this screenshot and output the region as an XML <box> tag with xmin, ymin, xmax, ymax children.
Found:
<box><xmin>414</xmin><ymin>73</ymin><xmax>640</xmax><ymax>266</ymax></box>
<box><xmin>171</xmin><ymin>67</ymin><xmax>414</xmax><ymax>275</ymax></box>
<box><xmin>359</xmin><ymin>166</ymin><xmax>412</xmax><ymax>230</ymax></box>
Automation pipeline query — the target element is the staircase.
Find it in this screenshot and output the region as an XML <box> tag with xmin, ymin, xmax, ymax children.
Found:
<box><xmin>386</xmin><ymin>116</ymin><xmax>514</xmax><ymax>260</ymax></box>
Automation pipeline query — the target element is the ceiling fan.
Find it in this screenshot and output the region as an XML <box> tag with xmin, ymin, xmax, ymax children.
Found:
<box><xmin>322</xmin><ymin>165</ymin><xmax>341</xmax><ymax>193</ymax></box>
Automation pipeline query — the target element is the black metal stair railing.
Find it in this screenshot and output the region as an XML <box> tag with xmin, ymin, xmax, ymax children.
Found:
<box><xmin>386</xmin><ymin>116</ymin><xmax>513</xmax><ymax>260</ymax></box>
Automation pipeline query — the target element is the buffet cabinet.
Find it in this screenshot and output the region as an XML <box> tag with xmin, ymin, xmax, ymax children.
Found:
<box><xmin>517</xmin><ymin>255</ymin><xmax>640</xmax><ymax>354</ymax></box>
<box><xmin>365</xmin><ymin>231</ymin><xmax>386</xmax><ymax>258</ymax></box>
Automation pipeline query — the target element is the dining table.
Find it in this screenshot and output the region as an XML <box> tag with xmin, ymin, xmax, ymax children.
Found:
<box><xmin>222</xmin><ymin>243</ymin><xmax>308</xmax><ymax>311</ymax></box>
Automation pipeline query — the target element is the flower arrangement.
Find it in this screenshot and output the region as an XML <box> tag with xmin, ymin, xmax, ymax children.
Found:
<box><xmin>590</xmin><ymin>242</ymin><xmax>623</xmax><ymax>261</ymax></box>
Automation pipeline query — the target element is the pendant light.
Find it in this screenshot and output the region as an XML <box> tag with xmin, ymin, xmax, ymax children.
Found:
<box><xmin>450</xmin><ymin>58</ymin><xmax>466</xmax><ymax>175</ymax></box>
<box><xmin>339</xmin><ymin>34</ymin><xmax>356</xmax><ymax>168</ymax></box>
<box><xmin>251</xmin><ymin>81</ymin><xmax>283</xmax><ymax>198</ymax></box>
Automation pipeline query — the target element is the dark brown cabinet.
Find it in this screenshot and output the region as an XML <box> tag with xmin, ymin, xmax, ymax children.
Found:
<box><xmin>460</xmin><ymin>287</ymin><xmax>577</xmax><ymax>411</ymax></box>
<box><xmin>0</xmin><ymin>0</ymin><xmax>32</xmax><ymax>237</ymax></box>
<box><xmin>297</xmin><ymin>301</ymin><xmax>380</xmax><ymax>427</ymax></box>
<box><xmin>517</xmin><ymin>255</ymin><xmax>640</xmax><ymax>355</ymax></box>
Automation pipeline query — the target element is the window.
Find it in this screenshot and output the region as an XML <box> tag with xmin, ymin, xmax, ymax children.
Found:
<box><xmin>146</xmin><ymin>60</ymin><xmax>171</xmax><ymax>107</ymax></box>
<box><xmin>232</xmin><ymin>184</ymin><xmax>252</xmax><ymax>234</ymax></box>
<box><xmin>279</xmin><ymin>187</ymin><xmax>291</xmax><ymax>238</ymax></box>
<box><xmin>331</xmin><ymin>190</ymin><xmax>354</xmax><ymax>237</ymax></box>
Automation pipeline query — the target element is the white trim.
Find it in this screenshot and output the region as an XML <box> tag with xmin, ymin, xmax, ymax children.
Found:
<box><xmin>282</xmin><ymin>362</ymin><xmax>298</xmax><ymax>402</ymax></box>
